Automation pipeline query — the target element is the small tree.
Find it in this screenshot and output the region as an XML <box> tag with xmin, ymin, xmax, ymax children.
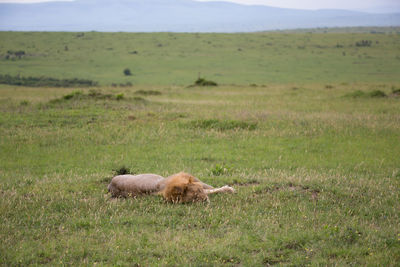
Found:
<box><xmin>123</xmin><ymin>68</ymin><xmax>132</xmax><ymax>76</ymax></box>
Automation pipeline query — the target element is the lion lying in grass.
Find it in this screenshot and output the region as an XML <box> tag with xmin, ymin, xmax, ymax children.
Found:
<box><xmin>108</xmin><ymin>172</ymin><xmax>235</xmax><ymax>203</ymax></box>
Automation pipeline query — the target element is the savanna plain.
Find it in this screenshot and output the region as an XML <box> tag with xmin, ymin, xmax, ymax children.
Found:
<box><xmin>0</xmin><ymin>29</ymin><xmax>400</xmax><ymax>266</ymax></box>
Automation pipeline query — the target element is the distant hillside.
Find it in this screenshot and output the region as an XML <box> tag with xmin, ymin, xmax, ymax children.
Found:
<box><xmin>0</xmin><ymin>0</ymin><xmax>399</xmax><ymax>32</ymax></box>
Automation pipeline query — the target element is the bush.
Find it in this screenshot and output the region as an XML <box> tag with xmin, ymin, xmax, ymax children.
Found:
<box><xmin>369</xmin><ymin>90</ymin><xmax>386</xmax><ymax>98</ymax></box>
<box><xmin>115</xmin><ymin>93</ymin><xmax>124</xmax><ymax>101</ymax></box>
<box><xmin>123</xmin><ymin>68</ymin><xmax>132</xmax><ymax>76</ymax></box>
<box><xmin>63</xmin><ymin>91</ymin><xmax>83</xmax><ymax>100</ymax></box>
<box><xmin>194</xmin><ymin>77</ymin><xmax>218</xmax><ymax>86</ymax></box>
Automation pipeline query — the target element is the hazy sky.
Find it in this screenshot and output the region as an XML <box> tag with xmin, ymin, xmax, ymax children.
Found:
<box><xmin>0</xmin><ymin>0</ymin><xmax>399</xmax><ymax>11</ymax></box>
<box><xmin>196</xmin><ymin>0</ymin><xmax>400</xmax><ymax>11</ymax></box>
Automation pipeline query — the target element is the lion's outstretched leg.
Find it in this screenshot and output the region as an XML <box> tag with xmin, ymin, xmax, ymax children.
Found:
<box><xmin>205</xmin><ymin>185</ymin><xmax>235</xmax><ymax>195</ymax></box>
<box><xmin>191</xmin><ymin>177</ymin><xmax>214</xmax><ymax>189</ymax></box>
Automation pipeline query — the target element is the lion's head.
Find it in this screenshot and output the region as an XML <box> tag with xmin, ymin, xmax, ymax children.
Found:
<box><xmin>161</xmin><ymin>172</ymin><xmax>209</xmax><ymax>203</ymax></box>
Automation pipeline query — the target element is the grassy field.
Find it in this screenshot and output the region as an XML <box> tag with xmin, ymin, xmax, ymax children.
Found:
<box><xmin>1</xmin><ymin>29</ymin><xmax>400</xmax><ymax>86</ymax></box>
<box><xmin>1</xmin><ymin>30</ymin><xmax>400</xmax><ymax>266</ymax></box>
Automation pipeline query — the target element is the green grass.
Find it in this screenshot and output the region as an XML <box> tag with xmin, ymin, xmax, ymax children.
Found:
<box><xmin>1</xmin><ymin>30</ymin><xmax>400</xmax><ymax>266</ymax></box>
<box><xmin>1</xmin><ymin>30</ymin><xmax>400</xmax><ymax>85</ymax></box>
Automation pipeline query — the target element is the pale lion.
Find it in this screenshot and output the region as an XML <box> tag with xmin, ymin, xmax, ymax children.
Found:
<box><xmin>108</xmin><ymin>172</ymin><xmax>235</xmax><ymax>203</ymax></box>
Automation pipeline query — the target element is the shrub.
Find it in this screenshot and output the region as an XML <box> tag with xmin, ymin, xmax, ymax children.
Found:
<box><xmin>369</xmin><ymin>90</ymin><xmax>386</xmax><ymax>98</ymax></box>
<box><xmin>123</xmin><ymin>68</ymin><xmax>132</xmax><ymax>76</ymax></box>
<box><xmin>63</xmin><ymin>91</ymin><xmax>83</xmax><ymax>100</ymax></box>
<box><xmin>115</xmin><ymin>93</ymin><xmax>124</xmax><ymax>101</ymax></box>
<box><xmin>194</xmin><ymin>77</ymin><xmax>218</xmax><ymax>86</ymax></box>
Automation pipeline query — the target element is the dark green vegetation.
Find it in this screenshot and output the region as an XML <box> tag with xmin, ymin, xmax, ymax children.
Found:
<box><xmin>0</xmin><ymin>74</ymin><xmax>97</xmax><ymax>87</ymax></box>
<box><xmin>3</xmin><ymin>50</ymin><xmax>26</xmax><ymax>60</ymax></box>
<box><xmin>194</xmin><ymin>77</ymin><xmax>218</xmax><ymax>86</ymax></box>
<box><xmin>344</xmin><ymin>89</ymin><xmax>387</xmax><ymax>98</ymax></box>
<box><xmin>189</xmin><ymin>119</ymin><xmax>256</xmax><ymax>131</ymax></box>
<box><xmin>123</xmin><ymin>68</ymin><xmax>132</xmax><ymax>76</ymax></box>
<box><xmin>1</xmin><ymin>30</ymin><xmax>400</xmax><ymax>266</ymax></box>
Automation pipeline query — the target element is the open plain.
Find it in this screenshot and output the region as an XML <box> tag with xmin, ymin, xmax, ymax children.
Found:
<box><xmin>0</xmin><ymin>29</ymin><xmax>400</xmax><ymax>265</ymax></box>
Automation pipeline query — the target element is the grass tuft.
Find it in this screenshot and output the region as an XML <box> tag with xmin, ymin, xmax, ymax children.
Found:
<box><xmin>113</xmin><ymin>166</ymin><xmax>131</xmax><ymax>176</ymax></box>
<box><xmin>189</xmin><ymin>119</ymin><xmax>257</xmax><ymax>131</ymax></box>
<box><xmin>210</xmin><ymin>164</ymin><xmax>231</xmax><ymax>176</ymax></box>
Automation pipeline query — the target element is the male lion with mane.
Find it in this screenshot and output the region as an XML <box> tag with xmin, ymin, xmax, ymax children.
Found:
<box><xmin>108</xmin><ymin>172</ymin><xmax>234</xmax><ymax>203</ymax></box>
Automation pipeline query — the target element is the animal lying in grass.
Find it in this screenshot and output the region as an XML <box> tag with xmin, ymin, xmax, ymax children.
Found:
<box><xmin>108</xmin><ymin>172</ymin><xmax>235</xmax><ymax>203</ymax></box>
